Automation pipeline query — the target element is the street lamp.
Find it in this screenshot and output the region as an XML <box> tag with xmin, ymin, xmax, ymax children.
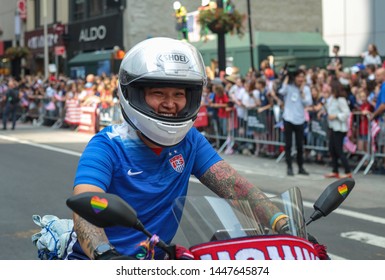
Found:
<box><xmin>13</xmin><ymin>9</ymin><xmax>21</xmax><ymax>79</ymax></box>
<box><xmin>246</xmin><ymin>0</ymin><xmax>255</xmax><ymax>71</ymax></box>
<box><xmin>202</xmin><ymin>1</ymin><xmax>254</xmax><ymax>75</ymax></box>
<box><xmin>43</xmin><ymin>0</ymin><xmax>49</xmax><ymax>80</ymax></box>
<box><xmin>216</xmin><ymin>0</ymin><xmax>226</xmax><ymax>77</ymax></box>
<box><xmin>14</xmin><ymin>9</ymin><xmax>21</xmax><ymax>45</ymax></box>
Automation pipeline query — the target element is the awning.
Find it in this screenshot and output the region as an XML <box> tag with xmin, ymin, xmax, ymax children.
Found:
<box><xmin>191</xmin><ymin>31</ymin><xmax>329</xmax><ymax>75</ymax></box>
<box><xmin>68</xmin><ymin>50</ymin><xmax>113</xmax><ymax>65</ymax></box>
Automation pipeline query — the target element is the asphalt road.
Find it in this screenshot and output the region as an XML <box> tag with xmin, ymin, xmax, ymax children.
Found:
<box><xmin>0</xmin><ymin>124</ymin><xmax>384</xmax><ymax>260</ymax></box>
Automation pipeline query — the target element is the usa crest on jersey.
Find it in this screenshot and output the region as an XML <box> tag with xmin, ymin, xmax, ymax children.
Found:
<box><xmin>169</xmin><ymin>154</ymin><xmax>185</xmax><ymax>173</ymax></box>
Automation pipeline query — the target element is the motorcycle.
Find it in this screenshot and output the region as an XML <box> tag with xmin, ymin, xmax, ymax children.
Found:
<box><xmin>66</xmin><ymin>177</ymin><xmax>355</xmax><ymax>260</ymax></box>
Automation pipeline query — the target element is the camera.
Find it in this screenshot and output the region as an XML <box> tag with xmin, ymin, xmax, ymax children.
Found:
<box><xmin>282</xmin><ymin>63</ymin><xmax>297</xmax><ymax>81</ymax></box>
<box><xmin>276</xmin><ymin>63</ymin><xmax>297</xmax><ymax>90</ymax></box>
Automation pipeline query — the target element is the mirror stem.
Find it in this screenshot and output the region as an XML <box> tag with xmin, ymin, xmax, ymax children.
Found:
<box><xmin>140</xmin><ymin>227</ymin><xmax>175</xmax><ymax>259</ymax></box>
<box><xmin>307</xmin><ymin>209</ymin><xmax>324</xmax><ymax>225</ymax></box>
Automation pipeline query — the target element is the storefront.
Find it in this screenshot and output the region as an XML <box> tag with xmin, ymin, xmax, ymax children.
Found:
<box><xmin>24</xmin><ymin>24</ymin><xmax>67</xmax><ymax>75</ymax></box>
<box><xmin>67</xmin><ymin>14</ymin><xmax>123</xmax><ymax>78</ymax></box>
<box><xmin>0</xmin><ymin>40</ymin><xmax>13</xmax><ymax>76</ymax></box>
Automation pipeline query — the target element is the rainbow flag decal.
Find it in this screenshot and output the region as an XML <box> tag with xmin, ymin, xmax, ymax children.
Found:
<box><xmin>338</xmin><ymin>184</ymin><xmax>348</xmax><ymax>198</ymax></box>
<box><xmin>91</xmin><ymin>196</ymin><xmax>108</xmax><ymax>214</ymax></box>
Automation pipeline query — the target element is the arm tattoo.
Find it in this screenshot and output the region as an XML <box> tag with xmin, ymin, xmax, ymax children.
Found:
<box><xmin>73</xmin><ymin>215</ymin><xmax>109</xmax><ymax>258</ymax></box>
<box><xmin>199</xmin><ymin>160</ymin><xmax>280</xmax><ymax>226</ymax></box>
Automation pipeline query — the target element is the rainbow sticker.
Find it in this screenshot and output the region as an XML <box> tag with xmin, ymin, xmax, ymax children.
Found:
<box><xmin>338</xmin><ymin>184</ymin><xmax>348</xmax><ymax>198</ymax></box>
<box><xmin>91</xmin><ymin>196</ymin><xmax>108</xmax><ymax>213</ymax></box>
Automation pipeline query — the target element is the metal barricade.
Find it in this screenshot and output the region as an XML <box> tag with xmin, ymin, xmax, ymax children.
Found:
<box><xmin>217</xmin><ymin>108</ymin><xmax>236</xmax><ymax>154</ymax></box>
<box><xmin>368</xmin><ymin>118</ymin><xmax>385</xmax><ymax>175</ymax></box>
<box><xmin>203</xmin><ymin>106</ymin><xmax>286</xmax><ymax>156</ymax></box>
<box><xmin>348</xmin><ymin>112</ymin><xmax>372</xmax><ymax>174</ymax></box>
<box><xmin>27</xmin><ymin>97</ymin><xmax>65</xmax><ymax>128</ymax></box>
<box><xmin>198</xmin><ymin>105</ymin><xmax>231</xmax><ymax>152</ymax></box>
<box><xmin>74</xmin><ymin>99</ymin><xmax>384</xmax><ymax>177</ymax></box>
<box><xmin>239</xmin><ymin>107</ymin><xmax>285</xmax><ymax>157</ymax></box>
<box><xmin>99</xmin><ymin>102</ymin><xmax>124</xmax><ymax>126</ymax></box>
<box><xmin>199</xmin><ymin>105</ymin><xmax>384</xmax><ymax>176</ymax></box>
<box><xmin>304</xmin><ymin>115</ymin><xmax>329</xmax><ymax>154</ymax></box>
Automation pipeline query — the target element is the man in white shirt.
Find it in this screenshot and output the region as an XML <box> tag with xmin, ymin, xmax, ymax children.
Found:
<box><xmin>278</xmin><ymin>69</ymin><xmax>312</xmax><ymax>176</ymax></box>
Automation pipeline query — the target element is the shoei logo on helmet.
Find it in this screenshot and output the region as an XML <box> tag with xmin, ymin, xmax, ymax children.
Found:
<box><xmin>158</xmin><ymin>53</ymin><xmax>190</xmax><ymax>64</ymax></box>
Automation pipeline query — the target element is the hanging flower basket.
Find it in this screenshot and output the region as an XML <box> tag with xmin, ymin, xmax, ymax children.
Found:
<box><xmin>198</xmin><ymin>6</ymin><xmax>245</xmax><ymax>37</ymax></box>
<box><xmin>5</xmin><ymin>46</ymin><xmax>30</xmax><ymax>59</ymax></box>
<box><xmin>208</xmin><ymin>18</ymin><xmax>233</xmax><ymax>34</ymax></box>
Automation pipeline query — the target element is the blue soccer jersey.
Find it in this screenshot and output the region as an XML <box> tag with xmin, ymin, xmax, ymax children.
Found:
<box><xmin>74</xmin><ymin>122</ymin><xmax>222</xmax><ymax>258</ymax></box>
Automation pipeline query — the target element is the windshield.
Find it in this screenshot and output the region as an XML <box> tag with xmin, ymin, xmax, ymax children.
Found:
<box><xmin>172</xmin><ymin>187</ymin><xmax>307</xmax><ymax>248</ymax></box>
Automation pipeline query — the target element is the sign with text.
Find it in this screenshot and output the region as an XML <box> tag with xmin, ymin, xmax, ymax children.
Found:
<box><xmin>78</xmin><ymin>106</ymin><xmax>97</xmax><ymax>134</ymax></box>
<box><xmin>55</xmin><ymin>45</ymin><xmax>66</xmax><ymax>56</ymax></box>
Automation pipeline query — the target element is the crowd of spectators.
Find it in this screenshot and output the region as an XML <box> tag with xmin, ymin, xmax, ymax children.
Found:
<box><xmin>199</xmin><ymin>43</ymin><xmax>385</xmax><ymax>175</ymax></box>
<box><xmin>0</xmin><ymin>73</ymin><xmax>122</xmax><ymax>131</ymax></box>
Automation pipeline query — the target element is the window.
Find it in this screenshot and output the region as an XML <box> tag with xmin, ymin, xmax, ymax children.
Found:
<box><xmin>89</xmin><ymin>0</ymin><xmax>103</xmax><ymax>17</ymax></box>
<box><xmin>105</xmin><ymin>0</ymin><xmax>122</xmax><ymax>14</ymax></box>
<box><xmin>73</xmin><ymin>0</ymin><xmax>85</xmax><ymax>21</ymax></box>
<box><xmin>70</xmin><ymin>0</ymin><xmax>121</xmax><ymax>21</ymax></box>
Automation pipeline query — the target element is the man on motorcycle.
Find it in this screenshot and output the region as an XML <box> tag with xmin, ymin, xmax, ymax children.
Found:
<box><xmin>65</xmin><ymin>37</ymin><xmax>289</xmax><ymax>260</ymax></box>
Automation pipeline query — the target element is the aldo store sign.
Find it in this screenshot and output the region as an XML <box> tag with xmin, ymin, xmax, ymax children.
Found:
<box><xmin>79</xmin><ymin>25</ymin><xmax>107</xmax><ymax>42</ymax></box>
<box><xmin>68</xmin><ymin>15</ymin><xmax>123</xmax><ymax>52</ymax></box>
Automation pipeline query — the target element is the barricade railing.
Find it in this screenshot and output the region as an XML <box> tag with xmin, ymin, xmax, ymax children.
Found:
<box><xmin>92</xmin><ymin>104</ymin><xmax>385</xmax><ymax>176</ymax></box>
<box><xmin>25</xmin><ymin>97</ymin><xmax>63</xmax><ymax>127</ymax></box>
<box><xmin>197</xmin><ymin>105</ymin><xmax>384</xmax><ymax>176</ymax></box>
<box><xmin>31</xmin><ymin>99</ymin><xmax>383</xmax><ymax>176</ymax></box>
<box><xmin>200</xmin><ymin>106</ymin><xmax>286</xmax><ymax>156</ymax></box>
<box><xmin>24</xmin><ymin>98</ymin><xmax>123</xmax><ymax>133</ymax></box>
<box><xmin>367</xmin><ymin>118</ymin><xmax>385</xmax><ymax>175</ymax></box>
<box><xmin>73</xmin><ymin>102</ymin><xmax>123</xmax><ymax>133</ymax></box>
<box><xmin>349</xmin><ymin>112</ymin><xmax>372</xmax><ymax>175</ymax></box>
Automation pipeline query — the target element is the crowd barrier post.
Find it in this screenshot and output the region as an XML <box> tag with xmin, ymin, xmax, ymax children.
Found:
<box><xmin>217</xmin><ymin>108</ymin><xmax>236</xmax><ymax>154</ymax></box>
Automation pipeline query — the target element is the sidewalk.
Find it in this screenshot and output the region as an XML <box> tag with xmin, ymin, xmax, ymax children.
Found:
<box><xmin>0</xmin><ymin>122</ymin><xmax>93</xmax><ymax>144</ymax></box>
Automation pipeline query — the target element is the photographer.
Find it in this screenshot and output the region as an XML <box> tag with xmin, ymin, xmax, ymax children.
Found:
<box><xmin>278</xmin><ymin>68</ymin><xmax>312</xmax><ymax>176</ymax></box>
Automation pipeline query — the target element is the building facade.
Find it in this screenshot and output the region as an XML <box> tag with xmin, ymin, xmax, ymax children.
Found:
<box><xmin>323</xmin><ymin>0</ymin><xmax>385</xmax><ymax>57</ymax></box>
<box><xmin>0</xmin><ymin>0</ymin><xmax>324</xmax><ymax>78</ymax></box>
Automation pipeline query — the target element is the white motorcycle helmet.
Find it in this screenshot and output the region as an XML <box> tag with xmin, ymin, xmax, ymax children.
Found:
<box><xmin>118</xmin><ymin>37</ymin><xmax>207</xmax><ymax>147</ymax></box>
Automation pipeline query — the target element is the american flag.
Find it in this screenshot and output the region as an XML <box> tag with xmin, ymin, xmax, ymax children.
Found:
<box><xmin>344</xmin><ymin>136</ymin><xmax>357</xmax><ymax>153</ymax></box>
<box><xmin>371</xmin><ymin>120</ymin><xmax>381</xmax><ymax>137</ymax></box>
<box><xmin>371</xmin><ymin>120</ymin><xmax>381</xmax><ymax>152</ymax></box>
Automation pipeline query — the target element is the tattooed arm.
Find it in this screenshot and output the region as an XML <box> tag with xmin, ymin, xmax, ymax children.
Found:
<box><xmin>199</xmin><ymin>160</ymin><xmax>287</xmax><ymax>230</ymax></box>
<box><xmin>72</xmin><ymin>184</ymin><xmax>110</xmax><ymax>259</ymax></box>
